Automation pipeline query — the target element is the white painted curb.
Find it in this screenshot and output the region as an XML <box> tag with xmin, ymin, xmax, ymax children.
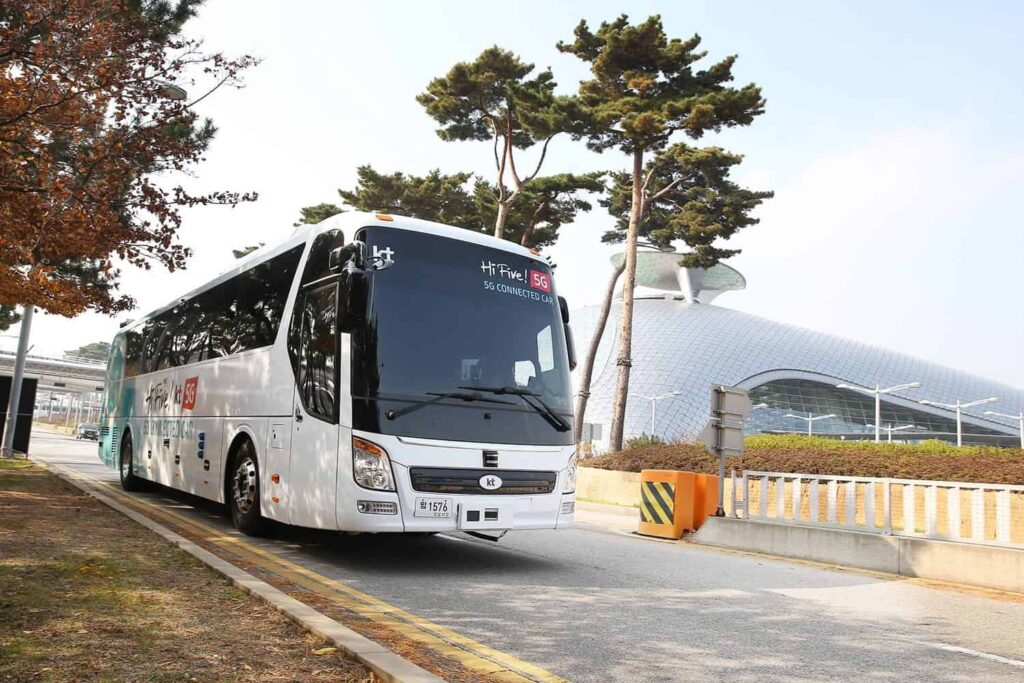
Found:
<box><xmin>41</xmin><ymin>460</ymin><xmax>445</xmax><ymax>683</ymax></box>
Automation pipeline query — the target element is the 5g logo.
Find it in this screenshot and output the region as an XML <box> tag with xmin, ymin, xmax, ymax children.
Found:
<box><xmin>529</xmin><ymin>270</ymin><xmax>551</xmax><ymax>293</ymax></box>
<box><xmin>182</xmin><ymin>377</ymin><xmax>198</xmax><ymax>411</ymax></box>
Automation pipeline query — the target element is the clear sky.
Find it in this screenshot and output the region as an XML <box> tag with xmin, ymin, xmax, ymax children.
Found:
<box><xmin>7</xmin><ymin>1</ymin><xmax>1024</xmax><ymax>389</ymax></box>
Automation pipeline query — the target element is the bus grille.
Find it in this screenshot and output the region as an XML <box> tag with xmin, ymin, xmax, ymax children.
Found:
<box><xmin>409</xmin><ymin>468</ymin><xmax>557</xmax><ymax>495</ymax></box>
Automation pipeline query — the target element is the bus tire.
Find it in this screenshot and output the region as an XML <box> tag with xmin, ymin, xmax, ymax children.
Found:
<box><xmin>119</xmin><ymin>430</ymin><xmax>144</xmax><ymax>492</ymax></box>
<box><xmin>228</xmin><ymin>439</ymin><xmax>265</xmax><ymax>536</ymax></box>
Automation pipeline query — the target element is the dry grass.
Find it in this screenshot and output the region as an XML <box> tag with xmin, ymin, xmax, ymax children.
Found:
<box><xmin>0</xmin><ymin>458</ymin><xmax>375</xmax><ymax>683</ymax></box>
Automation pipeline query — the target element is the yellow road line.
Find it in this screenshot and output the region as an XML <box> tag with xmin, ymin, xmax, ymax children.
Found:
<box><xmin>89</xmin><ymin>477</ymin><xmax>567</xmax><ymax>683</ymax></box>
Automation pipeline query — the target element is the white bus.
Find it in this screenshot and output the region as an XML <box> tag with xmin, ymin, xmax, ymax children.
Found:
<box><xmin>99</xmin><ymin>212</ymin><xmax>578</xmax><ymax>536</ymax></box>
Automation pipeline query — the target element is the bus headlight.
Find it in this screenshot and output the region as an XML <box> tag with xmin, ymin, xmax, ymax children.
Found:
<box><xmin>353</xmin><ymin>437</ymin><xmax>395</xmax><ymax>491</ymax></box>
<box><xmin>563</xmin><ymin>452</ymin><xmax>577</xmax><ymax>494</ymax></box>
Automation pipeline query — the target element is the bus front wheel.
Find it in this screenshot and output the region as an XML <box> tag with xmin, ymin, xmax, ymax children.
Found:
<box><xmin>229</xmin><ymin>440</ymin><xmax>265</xmax><ymax>536</ymax></box>
<box><xmin>119</xmin><ymin>431</ymin><xmax>144</xmax><ymax>492</ymax></box>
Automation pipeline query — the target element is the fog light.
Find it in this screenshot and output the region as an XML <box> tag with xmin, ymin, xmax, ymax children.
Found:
<box><xmin>357</xmin><ymin>500</ymin><xmax>398</xmax><ymax>515</ymax></box>
<box><xmin>561</xmin><ymin>500</ymin><xmax>575</xmax><ymax>515</ymax></box>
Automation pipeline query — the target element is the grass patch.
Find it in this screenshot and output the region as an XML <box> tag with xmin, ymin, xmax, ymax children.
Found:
<box><xmin>0</xmin><ymin>459</ymin><xmax>374</xmax><ymax>682</ymax></box>
<box><xmin>586</xmin><ymin>434</ymin><xmax>1024</xmax><ymax>483</ymax></box>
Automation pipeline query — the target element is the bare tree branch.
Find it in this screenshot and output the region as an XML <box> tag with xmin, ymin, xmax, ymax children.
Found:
<box><xmin>524</xmin><ymin>135</ymin><xmax>555</xmax><ymax>183</ymax></box>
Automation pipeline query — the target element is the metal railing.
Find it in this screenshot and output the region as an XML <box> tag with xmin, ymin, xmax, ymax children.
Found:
<box><xmin>730</xmin><ymin>469</ymin><xmax>1024</xmax><ymax>549</ymax></box>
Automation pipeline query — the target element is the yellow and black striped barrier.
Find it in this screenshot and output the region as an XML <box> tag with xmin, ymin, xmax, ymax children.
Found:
<box><xmin>638</xmin><ymin>470</ymin><xmax>696</xmax><ymax>539</ymax></box>
<box><xmin>640</xmin><ymin>480</ymin><xmax>676</xmax><ymax>526</ymax></box>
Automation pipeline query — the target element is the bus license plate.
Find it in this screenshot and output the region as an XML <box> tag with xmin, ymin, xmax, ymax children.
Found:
<box><xmin>414</xmin><ymin>497</ymin><xmax>452</xmax><ymax>518</ymax></box>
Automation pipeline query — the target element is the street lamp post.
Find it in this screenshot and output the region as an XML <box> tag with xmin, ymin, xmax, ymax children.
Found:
<box><xmin>629</xmin><ymin>391</ymin><xmax>682</xmax><ymax>437</ymax></box>
<box><xmin>920</xmin><ymin>397</ymin><xmax>999</xmax><ymax>447</ymax></box>
<box><xmin>1</xmin><ymin>306</ymin><xmax>34</xmax><ymax>457</ymax></box>
<box><xmin>784</xmin><ymin>412</ymin><xmax>837</xmax><ymax>436</ymax></box>
<box><xmin>868</xmin><ymin>423</ymin><xmax>916</xmax><ymax>443</ymax></box>
<box><xmin>836</xmin><ymin>381</ymin><xmax>922</xmax><ymax>443</ymax></box>
<box><xmin>984</xmin><ymin>410</ymin><xmax>1024</xmax><ymax>449</ymax></box>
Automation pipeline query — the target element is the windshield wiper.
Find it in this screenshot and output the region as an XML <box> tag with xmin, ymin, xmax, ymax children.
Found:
<box><xmin>458</xmin><ymin>385</ymin><xmax>571</xmax><ymax>432</ymax></box>
<box><xmin>385</xmin><ymin>391</ymin><xmax>514</xmax><ymax>420</ymax></box>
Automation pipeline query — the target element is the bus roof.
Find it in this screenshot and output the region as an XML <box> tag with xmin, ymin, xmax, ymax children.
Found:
<box><xmin>119</xmin><ymin>211</ymin><xmax>540</xmax><ymax>332</ymax></box>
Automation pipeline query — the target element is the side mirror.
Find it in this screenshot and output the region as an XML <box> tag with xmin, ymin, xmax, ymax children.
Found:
<box><xmin>557</xmin><ymin>296</ymin><xmax>575</xmax><ymax>369</ymax></box>
<box><xmin>558</xmin><ymin>296</ymin><xmax>570</xmax><ymax>324</ymax></box>
<box><xmin>330</xmin><ymin>240</ymin><xmax>365</xmax><ymax>272</ymax></box>
<box><xmin>564</xmin><ymin>323</ymin><xmax>577</xmax><ymax>371</ymax></box>
<box><xmin>339</xmin><ymin>266</ymin><xmax>368</xmax><ymax>332</ymax></box>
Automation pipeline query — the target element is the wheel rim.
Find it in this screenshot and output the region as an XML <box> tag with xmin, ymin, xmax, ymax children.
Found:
<box><xmin>120</xmin><ymin>440</ymin><xmax>132</xmax><ymax>479</ymax></box>
<box><xmin>232</xmin><ymin>454</ymin><xmax>258</xmax><ymax>515</ymax></box>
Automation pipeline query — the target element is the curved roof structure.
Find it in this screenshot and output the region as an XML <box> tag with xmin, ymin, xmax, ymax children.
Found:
<box><xmin>610</xmin><ymin>251</ymin><xmax>745</xmax><ymax>304</ymax></box>
<box><xmin>573</xmin><ymin>254</ymin><xmax>1024</xmax><ymax>449</ymax></box>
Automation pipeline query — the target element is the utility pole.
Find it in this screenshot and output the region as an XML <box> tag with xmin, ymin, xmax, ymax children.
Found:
<box><xmin>1</xmin><ymin>306</ymin><xmax>34</xmax><ymax>458</ymax></box>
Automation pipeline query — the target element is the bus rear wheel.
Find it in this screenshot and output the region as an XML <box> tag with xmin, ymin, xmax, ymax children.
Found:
<box><xmin>119</xmin><ymin>431</ymin><xmax>144</xmax><ymax>492</ymax></box>
<box><xmin>229</xmin><ymin>440</ymin><xmax>265</xmax><ymax>536</ymax></box>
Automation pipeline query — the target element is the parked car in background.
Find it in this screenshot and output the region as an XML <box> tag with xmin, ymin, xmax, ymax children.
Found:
<box><xmin>76</xmin><ymin>423</ymin><xmax>99</xmax><ymax>441</ymax></box>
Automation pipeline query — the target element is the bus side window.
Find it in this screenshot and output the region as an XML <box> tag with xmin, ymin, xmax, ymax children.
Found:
<box><xmin>124</xmin><ymin>330</ymin><xmax>143</xmax><ymax>378</ymax></box>
<box><xmin>289</xmin><ymin>231</ymin><xmax>344</xmax><ymax>376</ymax></box>
<box><xmin>296</xmin><ymin>284</ymin><xmax>338</xmax><ymax>423</ymax></box>
<box><xmin>141</xmin><ymin>321</ymin><xmax>165</xmax><ymax>374</ymax></box>
<box><xmin>154</xmin><ymin>322</ymin><xmax>176</xmax><ymax>372</ymax></box>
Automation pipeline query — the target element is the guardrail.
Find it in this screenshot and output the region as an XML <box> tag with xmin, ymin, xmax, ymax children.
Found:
<box><xmin>730</xmin><ymin>470</ymin><xmax>1024</xmax><ymax>549</ymax></box>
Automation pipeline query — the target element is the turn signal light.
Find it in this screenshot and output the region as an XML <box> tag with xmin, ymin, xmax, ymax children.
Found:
<box><xmin>353</xmin><ymin>437</ymin><xmax>387</xmax><ymax>457</ymax></box>
<box><xmin>271</xmin><ymin>473</ymin><xmax>280</xmax><ymax>484</ymax></box>
<box><xmin>375</xmin><ymin>213</ymin><xmax>394</xmax><ymax>222</ymax></box>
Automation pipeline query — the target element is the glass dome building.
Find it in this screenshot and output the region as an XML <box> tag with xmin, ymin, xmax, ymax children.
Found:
<box><xmin>572</xmin><ymin>252</ymin><xmax>1024</xmax><ymax>450</ymax></box>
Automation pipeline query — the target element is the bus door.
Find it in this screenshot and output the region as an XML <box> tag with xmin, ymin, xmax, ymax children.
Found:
<box><xmin>289</xmin><ymin>283</ymin><xmax>340</xmax><ymax>529</ymax></box>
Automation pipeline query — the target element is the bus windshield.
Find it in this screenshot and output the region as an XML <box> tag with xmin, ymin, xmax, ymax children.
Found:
<box><xmin>351</xmin><ymin>226</ymin><xmax>574</xmax><ymax>446</ymax></box>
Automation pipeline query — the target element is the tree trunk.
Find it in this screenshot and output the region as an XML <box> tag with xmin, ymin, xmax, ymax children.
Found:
<box><xmin>574</xmin><ymin>258</ymin><xmax>627</xmax><ymax>445</ymax></box>
<box><xmin>608</xmin><ymin>148</ymin><xmax>645</xmax><ymax>452</ymax></box>
<box><xmin>494</xmin><ymin>199</ymin><xmax>511</xmax><ymax>240</ymax></box>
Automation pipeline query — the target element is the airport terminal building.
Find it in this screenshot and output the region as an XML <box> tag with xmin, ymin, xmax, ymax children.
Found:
<box><xmin>572</xmin><ymin>252</ymin><xmax>1024</xmax><ymax>450</ymax></box>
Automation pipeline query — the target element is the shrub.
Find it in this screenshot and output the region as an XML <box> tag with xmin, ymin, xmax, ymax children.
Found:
<box><xmin>625</xmin><ymin>433</ymin><xmax>664</xmax><ymax>449</ymax></box>
<box><xmin>585</xmin><ymin>434</ymin><xmax>1024</xmax><ymax>484</ymax></box>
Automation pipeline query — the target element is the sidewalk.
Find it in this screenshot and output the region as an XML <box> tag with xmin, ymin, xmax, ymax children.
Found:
<box><xmin>574</xmin><ymin>500</ymin><xmax>638</xmax><ymax>532</ymax></box>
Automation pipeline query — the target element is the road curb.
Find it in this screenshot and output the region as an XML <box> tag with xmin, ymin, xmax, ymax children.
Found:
<box><xmin>40</xmin><ymin>459</ymin><xmax>445</xmax><ymax>683</ymax></box>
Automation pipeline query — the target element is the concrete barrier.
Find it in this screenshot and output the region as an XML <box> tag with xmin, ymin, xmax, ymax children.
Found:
<box><xmin>693</xmin><ymin>517</ymin><xmax>1024</xmax><ymax>594</ymax></box>
<box><xmin>577</xmin><ymin>467</ymin><xmax>641</xmax><ymax>508</ymax></box>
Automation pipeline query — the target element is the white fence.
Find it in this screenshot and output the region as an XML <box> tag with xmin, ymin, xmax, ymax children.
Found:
<box><xmin>730</xmin><ymin>470</ymin><xmax>1024</xmax><ymax>549</ymax></box>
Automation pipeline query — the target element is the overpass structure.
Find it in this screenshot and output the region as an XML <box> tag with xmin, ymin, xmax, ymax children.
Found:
<box><xmin>1</xmin><ymin>350</ymin><xmax>107</xmax><ymax>428</ymax></box>
<box><xmin>0</xmin><ymin>350</ymin><xmax>106</xmax><ymax>395</ymax></box>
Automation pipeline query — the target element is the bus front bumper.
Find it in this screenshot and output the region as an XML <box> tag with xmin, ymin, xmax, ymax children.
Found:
<box><xmin>336</xmin><ymin>462</ymin><xmax>575</xmax><ymax>533</ymax></box>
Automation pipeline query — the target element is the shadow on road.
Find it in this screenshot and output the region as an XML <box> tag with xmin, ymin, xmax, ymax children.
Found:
<box><xmin>138</xmin><ymin>481</ymin><xmax>556</xmax><ymax>576</ymax></box>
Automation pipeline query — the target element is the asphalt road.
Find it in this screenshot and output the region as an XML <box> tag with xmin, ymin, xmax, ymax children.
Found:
<box><xmin>29</xmin><ymin>432</ymin><xmax>1024</xmax><ymax>682</ymax></box>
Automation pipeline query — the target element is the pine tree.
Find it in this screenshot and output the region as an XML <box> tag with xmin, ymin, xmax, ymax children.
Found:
<box><xmin>294</xmin><ymin>166</ymin><xmax>601</xmax><ymax>251</ymax></box>
<box><xmin>559</xmin><ymin>16</ymin><xmax>765</xmax><ymax>450</ymax></box>
<box><xmin>574</xmin><ymin>145</ymin><xmax>771</xmax><ymax>444</ymax></box>
<box><xmin>417</xmin><ymin>47</ymin><xmax>582</xmax><ymax>240</ymax></box>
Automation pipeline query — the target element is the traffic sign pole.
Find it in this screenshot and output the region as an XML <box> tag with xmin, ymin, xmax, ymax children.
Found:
<box><xmin>704</xmin><ymin>385</ymin><xmax>752</xmax><ymax>515</ymax></box>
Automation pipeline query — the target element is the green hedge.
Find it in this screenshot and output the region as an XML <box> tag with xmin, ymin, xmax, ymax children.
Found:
<box><xmin>585</xmin><ymin>435</ymin><xmax>1024</xmax><ymax>484</ymax></box>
